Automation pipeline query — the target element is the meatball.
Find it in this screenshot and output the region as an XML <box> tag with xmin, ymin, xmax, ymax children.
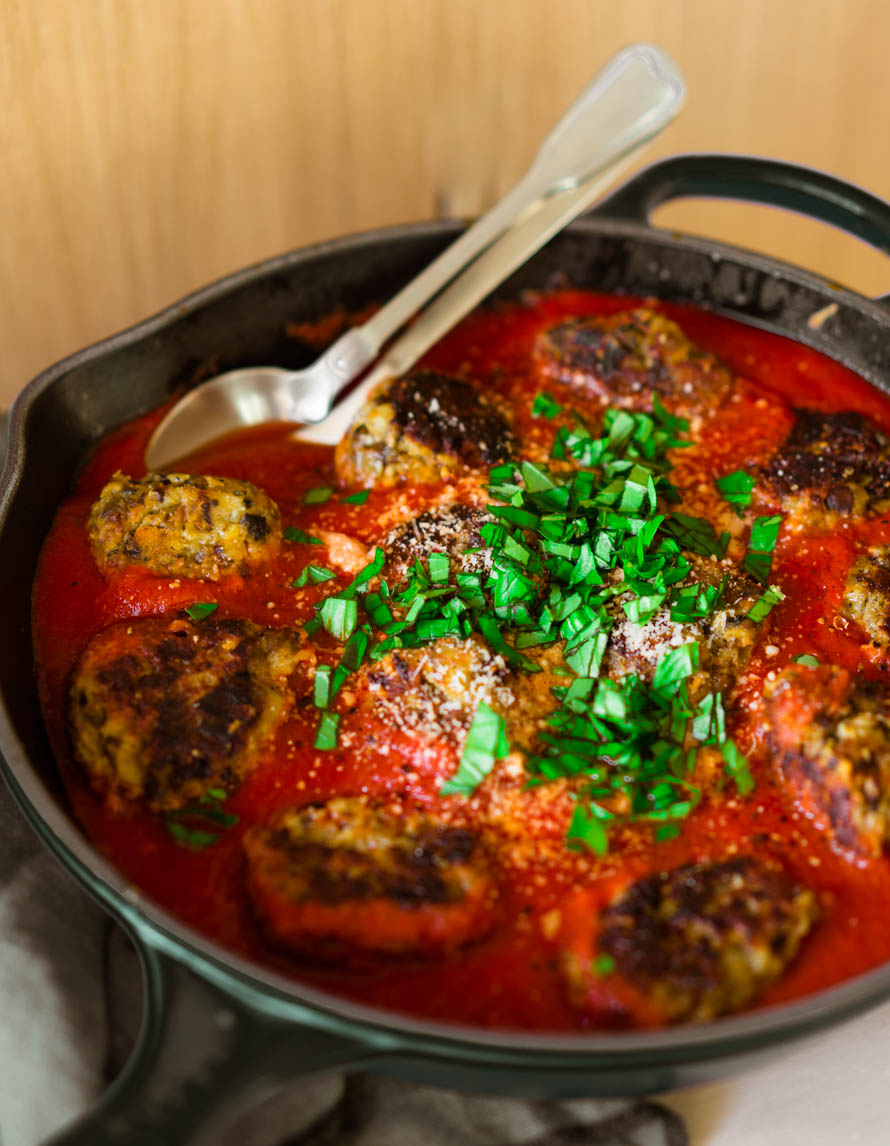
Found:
<box><xmin>69</xmin><ymin>614</ymin><xmax>303</xmax><ymax>812</ymax></box>
<box><xmin>590</xmin><ymin>857</ymin><xmax>818</xmax><ymax>1023</ymax></box>
<box><xmin>88</xmin><ymin>471</ymin><xmax>281</xmax><ymax>581</ymax></box>
<box><xmin>763</xmin><ymin>664</ymin><xmax>890</xmax><ymax>858</ymax></box>
<box><xmin>334</xmin><ymin>370</ymin><xmax>514</xmax><ymax>489</ymax></box>
<box><xmin>355</xmin><ymin>635</ymin><xmax>514</xmax><ymax>748</ymax></box>
<box><xmin>243</xmin><ymin>797</ymin><xmax>497</xmax><ymax>959</ymax></box>
<box><xmin>534</xmin><ymin>308</ymin><xmax>732</xmax><ymax>422</ymax></box>
<box><xmin>842</xmin><ymin>547</ymin><xmax>890</xmax><ymax>647</ymax></box>
<box><xmin>761</xmin><ymin>410</ymin><xmax>890</xmax><ymax>528</ymax></box>
<box><xmin>603</xmin><ymin>554</ymin><xmax>765</xmax><ymax>698</ymax></box>
<box><xmin>355</xmin><ymin>635</ymin><xmax>563</xmax><ymax>756</ymax></box>
<box><xmin>381</xmin><ymin>503</ymin><xmax>497</xmax><ymax>586</ymax></box>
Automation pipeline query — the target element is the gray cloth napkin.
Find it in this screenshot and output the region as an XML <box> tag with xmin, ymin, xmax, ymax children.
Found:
<box><xmin>0</xmin><ymin>780</ymin><xmax>687</xmax><ymax>1146</ymax></box>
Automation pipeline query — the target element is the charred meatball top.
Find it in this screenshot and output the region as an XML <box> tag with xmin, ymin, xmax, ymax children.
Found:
<box><xmin>593</xmin><ymin>857</ymin><xmax>818</xmax><ymax>1023</ymax></box>
<box><xmin>535</xmin><ymin>308</ymin><xmax>733</xmax><ymax>423</ymax></box>
<box><xmin>335</xmin><ymin>370</ymin><xmax>514</xmax><ymax>489</ymax></box>
<box><xmin>760</xmin><ymin>410</ymin><xmax>890</xmax><ymax>528</ymax></box>
<box><xmin>69</xmin><ymin>614</ymin><xmax>303</xmax><ymax>812</ymax></box>
<box><xmin>88</xmin><ymin>471</ymin><xmax>281</xmax><ymax>581</ymax></box>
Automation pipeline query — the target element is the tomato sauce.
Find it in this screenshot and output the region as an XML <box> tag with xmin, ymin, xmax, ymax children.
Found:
<box><xmin>31</xmin><ymin>290</ymin><xmax>890</xmax><ymax>1031</ymax></box>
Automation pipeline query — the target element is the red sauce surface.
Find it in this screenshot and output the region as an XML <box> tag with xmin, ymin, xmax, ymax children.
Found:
<box><xmin>32</xmin><ymin>290</ymin><xmax>890</xmax><ymax>1031</ymax></box>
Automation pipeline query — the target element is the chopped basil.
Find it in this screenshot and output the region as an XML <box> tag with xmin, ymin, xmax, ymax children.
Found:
<box><xmin>716</xmin><ymin>469</ymin><xmax>755</xmax><ymax>513</ymax></box>
<box><xmin>313</xmin><ymin>664</ymin><xmax>332</xmax><ymax>708</ymax></box>
<box><xmin>314</xmin><ymin>711</ymin><xmax>340</xmax><ymax>750</ymax></box>
<box><xmin>303</xmin><ymin>485</ymin><xmax>333</xmax><ymax>505</ymax></box>
<box><xmin>185</xmin><ymin>602</ymin><xmax>218</xmax><ymax>621</ymax></box>
<box><xmin>428</xmin><ymin>552</ymin><xmax>450</xmax><ymax>584</ymax></box>
<box><xmin>165</xmin><ymin>792</ymin><xmax>238</xmax><ymax>849</ymax></box>
<box><xmin>652</xmin><ymin>642</ymin><xmax>699</xmax><ymax>692</ymax></box>
<box><xmin>340</xmin><ymin>490</ymin><xmax>370</xmax><ymax>505</ymax></box>
<box><xmin>319</xmin><ymin>597</ymin><xmax>358</xmax><ymax>641</ymax></box>
<box><xmin>722</xmin><ymin>738</ymin><xmax>754</xmax><ymax>796</ymax></box>
<box><xmin>440</xmin><ymin>702</ymin><xmax>509</xmax><ymax>796</ymax></box>
<box><xmin>747</xmin><ymin>584</ymin><xmax>785</xmax><ymax>623</ymax></box>
<box><xmin>292</xmin><ymin>564</ymin><xmax>337</xmax><ymax>588</ymax></box>
<box><xmin>662</xmin><ymin>513</ymin><xmax>729</xmax><ymax>558</ymax></box>
<box><xmin>283</xmin><ymin>526</ymin><xmax>323</xmax><ymax>545</ymax></box>
<box><xmin>592</xmin><ymin>953</ymin><xmax>616</xmax><ymax>976</ymax></box>
<box><xmin>793</xmin><ymin>653</ymin><xmax>820</xmax><ymax>667</ymax></box>
<box><xmin>743</xmin><ymin>515</ymin><xmax>783</xmax><ymax>583</ymax></box>
<box><xmin>532</xmin><ymin>392</ymin><xmax>564</xmax><ymax>419</ymax></box>
<box><xmin>566</xmin><ymin>803</ymin><xmax>609</xmax><ymax>856</ymax></box>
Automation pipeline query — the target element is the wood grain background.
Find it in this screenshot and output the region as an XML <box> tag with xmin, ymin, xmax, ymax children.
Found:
<box><xmin>3</xmin><ymin>0</ymin><xmax>890</xmax><ymax>406</ymax></box>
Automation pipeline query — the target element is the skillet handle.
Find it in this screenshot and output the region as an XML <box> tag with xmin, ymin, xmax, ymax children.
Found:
<box><xmin>44</xmin><ymin>929</ymin><xmax>373</xmax><ymax>1146</ymax></box>
<box><xmin>596</xmin><ymin>153</ymin><xmax>890</xmax><ymax>273</ymax></box>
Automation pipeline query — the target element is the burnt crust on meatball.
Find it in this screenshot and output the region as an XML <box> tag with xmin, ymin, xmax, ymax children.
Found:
<box><xmin>381</xmin><ymin>503</ymin><xmax>498</xmax><ymax>585</ymax></box>
<box><xmin>603</xmin><ymin>554</ymin><xmax>765</xmax><ymax>698</ymax></box>
<box><xmin>243</xmin><ymin>796</ymin><xmax>497</xmax><ymax>958</ymax></box>
<box><xmin>842</xmin><ymin>548</ymin><xmax>890</xmax><ymax>647</ymax></box>
<box><xmin>763</xmin><ymin>664</ymin><xmax>890</xmax><ymax>858</ymax></box>
<box><xmin>335</xmin><ymin>370</ymin><xmax>514</xmax><ymax>489</ymax></box>
<box><xmin>69</xmin><ymin>614</ymin><xmax>303</xmax><ymax>812</ymax></box>
<box><xmin>597</xmin><ymin>857</ymin><xmax>818</xmax><ymax>1023</ymax></box>
<box><xmin>761</xmin><ymin>410</ymin><xmax>890</xmax><ymax>526</ymax></box>
<box><xmin>88</xmin><ymin>471</ymin><xmax>282</xmax><ymax>580</ymax></box>
<box><xmin>535</xmin><ymin>308</ymin><xmax>732</xmax><ymax>422</ymax></box>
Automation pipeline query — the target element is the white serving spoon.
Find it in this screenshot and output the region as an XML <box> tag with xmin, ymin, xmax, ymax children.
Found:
<box><xmin>145</xmin><ymin>44</ymin><xmax>684</xmax><ymax>470</ymax></box>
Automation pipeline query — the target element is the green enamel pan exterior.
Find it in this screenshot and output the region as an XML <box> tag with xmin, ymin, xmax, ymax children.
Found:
<box><xmin>3</xmin><ymin>155</ymin><xmax>890</xmax><ymax>1145</ymax></box>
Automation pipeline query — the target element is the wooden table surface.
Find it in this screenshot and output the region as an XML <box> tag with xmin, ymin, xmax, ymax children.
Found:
<box><xmin>3</xmin><ymin>0</ymin><xmax>890</xmax><ymax>406</ymax></box>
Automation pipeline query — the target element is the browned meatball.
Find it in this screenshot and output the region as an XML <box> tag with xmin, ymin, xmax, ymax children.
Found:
<box><xmin>88</xmin><ymin>471</ymin><xmax>281</xmax><ymax>580</ymax></box>
<box><xmin>592</xmin><ymin>858</ymin><xmax>818</xmax><ymax>1023</ymax></box>
<box><xmin>355</xmin><ymin>635</ymin><xmax>514</xmax><ymax>748</ymax></box>
<box><xmin>381</xmin><ymin>503</ymin><xmax>498</xmax><ymax>586</ymax></box>
<box><xmin>354</xmin><ymin>634</ymin><xmax>564</xmax><ymax>757</ymax></box>
<box><xmin>761</xmin><ymin>410</ymin><xmax>890</xmax><ymax>528</ymax></box>
<box><xmin>842</xmin><ymin>547</ymin><xmax>890</xmax><ymax>647</ymax></box>
<box><xmin>69</xmin><ymin>614</ymin><xmax>303</xmax><ymax>812</ymax></box>
<box><xmin>763</xmin><ymin>664</ymin><xmax>890</xmax><ymax>859</ymax></box>
<box><xmin>243</xmin><ymin>797</ymin><xmax>497</xmax><ymax>959</ymax></box>
<box><xmin>535</xmin><ymin>308</ymin><xmax>732</xmax><ymax>422</ymax></box>
<box><xmin>334</xmin><ymin>371</ymin><xmax>514</xmax><ymax>489</ymax></box>
<box><xmin>603</xmin><ymin>554</ymin><xmax>765</xmax><ymax>699</ymax></box>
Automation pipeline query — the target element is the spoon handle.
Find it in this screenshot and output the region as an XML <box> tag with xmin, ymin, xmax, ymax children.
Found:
<box><xmin>303</xmin><ymin>44</ymin><xmax>685</xmax><ymax>444</ymax></box>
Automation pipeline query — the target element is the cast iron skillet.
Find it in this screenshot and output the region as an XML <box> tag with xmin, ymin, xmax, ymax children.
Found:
<box><xmin>4</xmin><ymin>155</ymin><xmax>890</xmax><ymax>1145</ymax></box>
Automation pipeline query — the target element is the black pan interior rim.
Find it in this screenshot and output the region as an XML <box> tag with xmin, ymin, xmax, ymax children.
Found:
<box><xmin>4</xmin><ymin>214</ymin><xmax>890</xmax><ymax>1063</ymax></box>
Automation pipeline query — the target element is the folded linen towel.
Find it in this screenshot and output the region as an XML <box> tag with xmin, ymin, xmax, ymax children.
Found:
<box><xmin>0</xmin><ymin>780</ymin><xmax>685</xmax><ymax>1146</ymax></box>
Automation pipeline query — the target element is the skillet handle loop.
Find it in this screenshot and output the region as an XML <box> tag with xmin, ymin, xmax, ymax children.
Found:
<box><xmin>44</xmin><ymin>932</ymin><xmax>368</xmax><ymax>1146</ymax></box>
<box><xmin>597</xmin><ymin>154</ymin><xmax>890</xmax><ymax>273</ymax></box>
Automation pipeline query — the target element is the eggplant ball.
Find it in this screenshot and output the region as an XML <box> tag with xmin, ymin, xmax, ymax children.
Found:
<box><xmin>761</xmin><ymin>410</ymin><xmax>890</xmax><ymax>528</ymax></box>
<box><xmin>354</xmin><ymin>634</ymin><xmax>564</xmax><ymax>757</ymax></box>
<box><xmin>763</xmin><ymin>663</ymin><xmax>890</xmax><ymax>859</ymax></box>
<box><xmin>842</xmin><ymin>547</ymin><xmax>890</xmax><ymax>647</ymax></box>
<box><xmin>244</xmin><ymin>797</ymin><xmax>498</xmax><ymax>959</ymax></box>
<box><xmin>592</xmin><ymin>857</ymin><xmax>818</xmax><ymax>1023</ymax></box>
<box><xmin>88</xmin><ymin>471</ymin><xmax>281</xmax><ymax>580</ymax></box>
<box><xmin>69</xmin><ymin>614</ymin><xmax>303</xmax><ymax>812</ymax></box>
<box><xmin>355</xmin><ymin>635</ymin><xmax>514</xmax><ymax>748</ymax></box>
<box><xmin>535</xmin><ymin>308</ymin><xmax>732</xmax><ymax>422</ymax></box>
<box><xmin>381</xmin><ymin>503</ymin><xmax>498</xmax><ymax>586</ymax></box>
<box><xmin>334</xmin><ymin>370</ymin><xmax>514</xmax><ymax>489</ymax></box>
<box><xmin>603</xmin><ymin>554</ymin><xmax>765</xmax><ymax>699</ymax></box>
